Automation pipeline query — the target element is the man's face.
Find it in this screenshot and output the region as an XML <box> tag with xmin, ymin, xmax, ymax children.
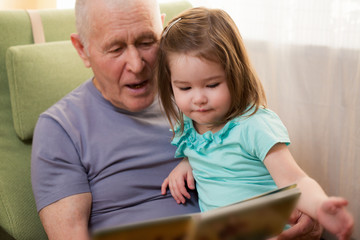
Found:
<box><xmin>84</xmin><ymin>1</ymin><xmax>163</xmax><ymax>112</ymax></box>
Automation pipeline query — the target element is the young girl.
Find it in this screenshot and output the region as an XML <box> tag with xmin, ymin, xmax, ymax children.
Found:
<box><xmin>157</xmin><ymin>7</ymin><xmax>353</xmax><ymax>240</ymax></box>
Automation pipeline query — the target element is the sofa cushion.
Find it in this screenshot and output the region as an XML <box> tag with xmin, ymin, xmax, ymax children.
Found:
<box><xmin>6</xmin><ymin>40</ymin><xmax>93</xmax><ymax>140</ymax></box>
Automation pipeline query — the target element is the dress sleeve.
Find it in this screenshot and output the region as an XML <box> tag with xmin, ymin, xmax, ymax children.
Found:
<box><xmin>31</xmin><ymin>116</ymin><xmax>90</xmax><ymax>212</ymax></box>
<box><xmin>170</xmin><ymin>115</ymin><xmax>200</xmax><ymax>158</ymax></box>
<box><xmin>170</xmin><ymin>127</ymin><xmax>187</xmax><ymax>158</ymax></box>
<box><xmin>240</xmin><ymin>109</ymin><xmax>290</xmax><ymax>161</ymax></box>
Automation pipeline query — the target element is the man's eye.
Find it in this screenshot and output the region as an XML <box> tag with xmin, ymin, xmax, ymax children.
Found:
<box><xmin>207</xmin><ymin>83</ymin><xmax>220</xmax><ymax>88</ymax></box>
<box><xmin>139</xmin><ymin>40</ymin><xmax>155</xmax><ymax>48</ymax></box>
<box><xmin>110</xmin><ymin>47</ymin><xmax>124</xmax><ymax>53</ymax></box>
<box><xmin>142</xmin><ymin>41</ymin><xmax>154</xmax><ymax>45</ymax></box>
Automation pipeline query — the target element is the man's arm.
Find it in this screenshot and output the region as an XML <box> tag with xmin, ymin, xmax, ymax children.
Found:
<box><xmin>39</xmin><ymin>193</ymin><xmax>92</xmax><ymax>240</ymax></box>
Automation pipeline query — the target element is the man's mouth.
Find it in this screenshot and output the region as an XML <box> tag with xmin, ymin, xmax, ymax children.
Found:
<box><xmin>127</xmin><ymin>80</ymin><xmax>148</xmax><ymax>89</ymax></box>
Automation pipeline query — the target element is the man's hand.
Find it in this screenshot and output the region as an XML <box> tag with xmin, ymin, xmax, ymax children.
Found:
<box><xmin>161</xmin><ymin>158</ymin><xmax>195</xmax><ymax>204</ymax></box>
<box><xmin>269</xmin><ymin>210</ymin><xmax>323</xmax><ymax>240</ymax></box>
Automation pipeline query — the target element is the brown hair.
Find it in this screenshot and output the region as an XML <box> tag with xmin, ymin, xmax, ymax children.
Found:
<box><xmin>157</xmin><ymin>7</ymin><xmax>267</xmax><ymax>133</ymax></box>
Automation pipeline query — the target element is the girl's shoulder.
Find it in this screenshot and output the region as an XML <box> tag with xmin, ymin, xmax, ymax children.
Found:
<box><xmin>233</xmin><ymin>107</ymin><xmax>281</xmax><ymax>125</ymax></box>
<box><xmin>229</xmin><ymin>107</ymin><xmax>288</xmax><ymax>141</ymax></box>
<box><xmin>232</xmin><ymin>107</ymin><xmax>289</xmax><ymax>143</ymax></box>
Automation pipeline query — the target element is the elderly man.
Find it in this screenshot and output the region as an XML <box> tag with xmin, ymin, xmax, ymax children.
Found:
<box><xmin>31</xmin><ymin>0</ymin><xmax>322</xmax><ymax>239</ymax></box>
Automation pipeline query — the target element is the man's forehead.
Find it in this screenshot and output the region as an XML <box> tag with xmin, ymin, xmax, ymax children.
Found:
<box><xmin>90</xmin><ymin>0</ymin><xmax>159</xmax><ymax>14</ymax></box>
<box><xmin>89</xmin><ymin>0</ymin><xmax>161</xmax><ymax>28</ymax></box>
<box><xmin>98</xmin><ymin>14</ymin><xmax>160</xmax><ymax>41</ymax></box>
<box><xmin>87</xmin><ymin>0</ymin><xmax>162</xmax><ymax>45</ymax></box>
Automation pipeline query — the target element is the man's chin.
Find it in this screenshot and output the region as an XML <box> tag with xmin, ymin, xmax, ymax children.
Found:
<box><xmin>115</xmin><ymin>94</ymin><xmax>156</xmax><ymax>112</ymax></box>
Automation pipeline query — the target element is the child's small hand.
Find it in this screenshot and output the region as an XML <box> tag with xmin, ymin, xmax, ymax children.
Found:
<box><xmin>161</xmin><ymin>158</ymin><xmax>195</xmax><ymax>204</ymax></box>
<box><xmin>317</xmin><ymin>197</ymin><xmax>354</xmax><ymax>240</ymax></box>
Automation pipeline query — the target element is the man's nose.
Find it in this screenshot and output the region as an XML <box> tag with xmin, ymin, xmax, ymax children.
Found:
<box><xmin>125</xmin><ymin>46</ymin><xmax>144</xmax><ymax>73</ymax></box>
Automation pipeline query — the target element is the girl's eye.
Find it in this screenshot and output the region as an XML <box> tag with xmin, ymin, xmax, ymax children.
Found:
<box><xmin>179</xmin><ymin>87</ymin><xmax>191</xmax><ymax>91</ymax></box>
<box><xmin>207</xmin><ymin>83</ymin><xmax>220</xmax><ymax>88</ymax></box>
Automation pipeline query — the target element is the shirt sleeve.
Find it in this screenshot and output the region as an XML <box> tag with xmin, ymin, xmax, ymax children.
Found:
<box><xmin>31</xmin><ymin>115</ymin><xmax>90</xmax><ymax>212</ymax></box>
<box><xmin>241</xmin><ymin>109</ymin><xmax>290</xmax><ymax>161</ymax></box>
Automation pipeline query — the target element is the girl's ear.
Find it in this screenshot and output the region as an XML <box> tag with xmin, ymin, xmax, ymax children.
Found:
<box><xmin>71</xmin><ymin>33</ymin><xmax>91</xmax><ymax>68</ymax></box>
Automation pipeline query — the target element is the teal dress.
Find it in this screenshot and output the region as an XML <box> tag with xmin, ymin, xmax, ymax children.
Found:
<box><xmin>172</xmin><ymin>108</ymin><xmax>290</xmax><ymax>212</ymax></box>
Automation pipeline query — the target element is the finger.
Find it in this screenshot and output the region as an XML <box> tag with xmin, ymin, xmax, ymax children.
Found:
<box><xmin>168</xmin><ymin>180</ymin><xmax>181</xmax><ymax>204</ymax></box>
<box><xmin>329</xmin><ymin>197</ymin><xmax>348</xmax><ymax>208</ymax></box>
<box><xmin>339</xmin><ymin>211</ymin><xmax>354</xmax><ymax>240</ymax></box>
<box><xmin>178</xmin><ymin>184</ymin><xmax>191</xmax><ymax>200</ymax></box>
<box><xmin>174</xmin><ymin>178</ymin><xmax>191</xmax><ymax>200</ymax></box>
<box><xmin>161</xmin><ymin>178</ymin><xmax>169</xmax><ymax>195</ymax></box>
<box><xmin>278</xmin><ymin>213</ymin><xmax>322</xmax><ymax>240</ymax></box>
<box><xmin>277</xmin><ymin>223</ymin><xmax>306</xmax><ymax>240</ymax></box>
<box><xmin>173</xmin><ymin>180</ymin><xmax>187</xmax><ymax>204</ymax></box>
<box><xmin>186</xmin><ymin>171</ymin><xmax>195</xmax><ymax>190</ymax></box>
<box><xmin>288</xmin><ymin>209</ymin><xmax>302</xmax><ymax>224</ymax></box>
<box><xmin>321</xmin><ymin>197</ymin><xmax>349</xmax><ymax>214</ymax></box>
<box><xmin>170</xmin><ymin>178</ymin><xmax>187</xmax><ymax>204</ymax></box>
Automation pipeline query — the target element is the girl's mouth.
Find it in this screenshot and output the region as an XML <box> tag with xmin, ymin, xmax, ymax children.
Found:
<box><xmin>197</xmin><ymin>109</ymin><xmax>210</xmax><ymax>112</ymax></box>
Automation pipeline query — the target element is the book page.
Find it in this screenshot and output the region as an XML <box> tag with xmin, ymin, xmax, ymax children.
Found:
<box><xmin>192</xmin><ymin>185</ymin><xmax>300</xmax><ymax>240</ymax></box>
<box><xmin>93</xmin><ymin>215</ymin><xmax>194</xmax><ymax>240</ymax></box>
<box><xmin>93</xmin><ymin>185</ymin><xmax>300</xmax><ymax>240</ymax></box>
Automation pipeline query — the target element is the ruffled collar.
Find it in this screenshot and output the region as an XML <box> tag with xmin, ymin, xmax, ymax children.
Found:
<box><xmin>171</xmin><ymin>116</ymin><xmax>237</xmax><ymax>154</ymax></box>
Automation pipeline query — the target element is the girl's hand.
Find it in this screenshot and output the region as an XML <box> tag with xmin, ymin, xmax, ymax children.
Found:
<box><xmin>161</xmin><ymin>158</ymin><xmax>195</xmax><ymax>204</ymax></box>
<box><xmin>317</xmin><ymin>197</ymin><xmax>354</xmax><ymax>240</ymax></box>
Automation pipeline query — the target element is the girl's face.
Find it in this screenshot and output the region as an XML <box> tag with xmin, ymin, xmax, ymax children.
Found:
<box><xmin>168</xmin><ymin>53</ymin><xmax>231</xmax><ymax>134</ymax></box>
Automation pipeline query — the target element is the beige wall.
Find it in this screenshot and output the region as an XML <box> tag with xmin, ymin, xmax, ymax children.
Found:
<box><xmin>0</xmin><ymin>0</ymin><xmax>56</xmax><ymax>9</ymax></box>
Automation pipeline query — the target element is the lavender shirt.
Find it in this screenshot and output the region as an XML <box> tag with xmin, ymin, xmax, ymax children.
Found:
<box><xmin>31</xmin><ymin>79</ymin><xmax>199</xmax><ymax>232</ymax></box>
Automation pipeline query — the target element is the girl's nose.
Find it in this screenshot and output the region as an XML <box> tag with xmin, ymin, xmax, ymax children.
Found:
<box><xmin>193</xmin><ymin>91</ymin><xmax>207</xmax><ymax>106</ymax></box>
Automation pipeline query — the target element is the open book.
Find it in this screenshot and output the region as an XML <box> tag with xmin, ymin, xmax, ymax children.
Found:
<box><xmin>92</xmin><ymin>184</ymin><xmax>301</xmax><ymax>240</ymax></box>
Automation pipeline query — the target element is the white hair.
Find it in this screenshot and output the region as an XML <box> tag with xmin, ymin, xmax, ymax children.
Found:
<box><xmin>74</xmin><ymin>0</ymin><xmax>90</xmax><ymax>49</ymax></box>
<box><xmin>74</xmin><ymin>0</ymin><xmax>160</xmax><ymax>50</ymax></box>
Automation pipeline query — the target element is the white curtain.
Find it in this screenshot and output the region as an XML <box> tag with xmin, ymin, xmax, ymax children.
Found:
<box><xmin>190</xmin><ymin>0</ymin><xmax>360</xmax><ymax>238</ymax></box>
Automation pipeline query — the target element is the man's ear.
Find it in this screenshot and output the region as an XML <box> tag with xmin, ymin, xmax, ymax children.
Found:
<box><xmin>70</xmin><ymin>33</ymin><xmax>91</xmax><ymax>68</ymax></box>
<box><xmin>161</xmin><ymin>13</ymin><xmax>166</xmax><ymax>26</ymax></box>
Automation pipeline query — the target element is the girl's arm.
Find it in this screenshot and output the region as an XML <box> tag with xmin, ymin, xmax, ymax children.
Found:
<box><xmin>264</xmin><ymin>143</ymin><xmax>353</xmax><ymax>240</ymax></box>
<box><xmin>264</xmin><ymin>143</ymin><xmax>326</xmax><ymax>217</ymax></box>
<box><xmin>161</xmin><ymin>158</ymin><xmax>195</xmax><ymax>204</ymax></box>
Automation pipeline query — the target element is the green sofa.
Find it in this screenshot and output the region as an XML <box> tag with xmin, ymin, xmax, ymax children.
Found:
<box><xmin>0</xmin><ymin>2</ymin><xmax>191</xmax><ymax>239</ymax></box>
